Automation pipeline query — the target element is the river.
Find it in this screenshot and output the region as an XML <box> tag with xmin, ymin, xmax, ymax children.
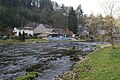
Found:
<box><xmin>0</xmin><ymin>42</ymin><xmax>96</xmax><ymax>80</ymax></box>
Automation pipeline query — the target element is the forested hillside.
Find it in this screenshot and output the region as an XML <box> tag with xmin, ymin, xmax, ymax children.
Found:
<box><xmin>0</xmin><ymin>0</ymin><xmax>83</xmax><ymax>35</ymax></box>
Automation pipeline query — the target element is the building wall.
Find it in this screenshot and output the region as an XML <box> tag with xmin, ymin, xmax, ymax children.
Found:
<box><xmin>34</xmin><ymin>24</ymin><xmax>46</xmax><ymax>34</ymax></box>
<box><xmin>46</xmin><ymin>28</ymin><xmax>53</xmax><ymax>34</ymax></box>
<box><xmin>13</xmin><ymin>28</ymin><xmax>33</xmax><ymax>36</ymax></box>
<box><xmin>34</xmin><ymin>24</ymin><xmax>53</xmax><ymax>37</ymax></box>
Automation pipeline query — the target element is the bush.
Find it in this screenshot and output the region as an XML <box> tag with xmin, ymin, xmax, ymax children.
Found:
<box><xmin>16</xmin><ymin>72</ymin><xmax>38</xmax><ymax>80</ymax></box>
<box><xmin>11</xmin><ymin>36</ymin><xmax>19</xmax><ymax>40</ymax></box>
<box><xmin>2</xmin><ymin>36</ymin><xmax>8</xmax><ymax>40</ymax></box>
<box><xmin>31</xmin><ymin>36</ymin><xmax>38</xmax><ymax>39</ymax></box>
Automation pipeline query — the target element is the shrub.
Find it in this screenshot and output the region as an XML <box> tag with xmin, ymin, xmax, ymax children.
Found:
<box><xmin>16</xmin><ymin>72</ymin><xmax>38</xmax><ymax>80</ymax></box>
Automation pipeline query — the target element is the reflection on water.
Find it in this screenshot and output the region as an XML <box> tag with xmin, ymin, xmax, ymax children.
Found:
<box><xmin>0</xmin><ymin>42</ymin><xmax>96</xmax><ymax>80</ymax></box>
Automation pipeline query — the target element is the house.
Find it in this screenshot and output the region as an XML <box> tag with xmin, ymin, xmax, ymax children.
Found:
<box><xmin>13</xmin><ymin>27</ymin><xmax>34</xmax><ymax>36</ymax></box>
<box><xmin>48</xmin><ymin>28</ymin><xmax>64</xmax><ymax>37</ymax></box>
<box><xmin>34</xmin><ymin>24</ymin><xmax>54</xmax><ymax>37</ymax></box>
<box><xmin>13</xmin><ymin>23</ymin><xmax>54</xmax><ymax>37</ymax></box>
<box><xmin>47</xmin><ymin>28</ymin><xmax>75</xmax><ymax>37</ymax></box>
<box><xmin>77</xmin><ymin>25</ymin><xmax>89</xmax><ymax>37</ymax></box>
<box><xmin>13</xmin><ymin>23</ymin><xmax>75</xmax><ymax>38</ymax></box>
<box><xmin>64</xmin><ymin>29</ymin><xmax>74</xmax><ymax>37</ymax></box>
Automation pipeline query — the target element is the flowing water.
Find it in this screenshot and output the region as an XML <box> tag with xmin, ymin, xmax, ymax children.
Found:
<box><xmin>0</xmin><ymin>42</ymin><xmax>96</xmax><ymax>80</ymax></box>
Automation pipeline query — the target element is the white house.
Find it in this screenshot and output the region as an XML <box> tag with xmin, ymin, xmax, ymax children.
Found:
<box><xmin>13</xmin><ymin>27</ymin><xmax>34</xmax><ymax>36</ymax></box>
<box><xmin>13</xmin><ymin>23</ymin><xmax>54</xmax><ymax>37</ymax></box>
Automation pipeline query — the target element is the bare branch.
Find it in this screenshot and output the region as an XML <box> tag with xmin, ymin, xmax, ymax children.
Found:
<box><xmin>99</xmin><ymin>0</ymin><xmax>119</xmax><ymax>17</ymax></box>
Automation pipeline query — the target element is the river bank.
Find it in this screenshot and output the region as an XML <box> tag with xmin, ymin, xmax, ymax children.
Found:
<box><xmin>61</xmin><ymin>44</ymin><xmax>120</xmax><ymax>80</ymax></box>
<box><xmin>0</xmin><ymin>39</ymin><xmax>46</xmax><ymax>45</ymax></box>
<box><xmin>0</xmin><ymin>38</ymin><xmax>79</xmax><ymax>45</ymax></box>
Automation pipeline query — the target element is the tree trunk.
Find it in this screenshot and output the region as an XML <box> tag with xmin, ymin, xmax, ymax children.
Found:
<box><xmin>110</xmin><ymin>35</ymin><xmax>115</xmax><ymax>49</ymax></box>
<box><xmin>109</xmin><ymin>16</ymin><xmax>115</xmax><ymax>49</ymax></box>
<box><xmin>110</xmin><ymin>26</ymin><xmax>115</xmax><ymax>49</ymax></box>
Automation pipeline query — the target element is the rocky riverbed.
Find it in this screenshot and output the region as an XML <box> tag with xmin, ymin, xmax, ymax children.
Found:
<box><xmin>0</xmin><ymin>42</ymin><xmax>97</xmax><ymax>80</ymax></box>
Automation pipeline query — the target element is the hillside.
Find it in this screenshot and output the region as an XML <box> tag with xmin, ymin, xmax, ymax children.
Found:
<box><xmin>0</xmin><ymin>0</ymin><xmax>83</xmax><ymax>36</ymax></box>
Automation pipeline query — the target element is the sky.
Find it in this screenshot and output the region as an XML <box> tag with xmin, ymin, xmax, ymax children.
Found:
<box><xmin>51</xmin><ymin>0</ymin><xmax>103</xmax><ymax>16</ymax></box>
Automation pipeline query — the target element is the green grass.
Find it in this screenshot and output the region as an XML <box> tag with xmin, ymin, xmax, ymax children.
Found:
<box><xmin>16</xmin><ymin>72</ymin><xmax>38</xmax><ymax>80</ymax></box>
<box><xmin>77</xmin><ymin>38</ymin><xmax>87</xmax><ymax>42</ymax></box>
<box><xmin>0</xmin><ymin>39</ymin><xmax>20</xmax><ymax>45</ymax></box>
<box><xmin>25</xmin><ymin>38</ymin><xmax>46</xmax><ymax>43</ymax></box>
<box><xmin>0</xmin><ymin>38</ymin><xmax>78</xmax><ymax>45</ymax></box>
<box><xmin>62</xmin><ymin>44</ymin><xmax>120</xmax><ymax>80</ymax></box>
<box><xmin>0</xmin><ymin>38</ymin><xmax>46</xmax><ymax>45</ymax></box>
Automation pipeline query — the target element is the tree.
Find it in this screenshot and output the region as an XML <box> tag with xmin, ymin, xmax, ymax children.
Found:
<box><xmin>55</xmin><ymin>2</ymin><xmax>58</xmax><ymax>8</ymax></box>
<box><xmin>85</xmin><ymin>14</ymin><xmax>98</xmax><ymax>37</ymax></box>
<box><xmin>26</xmin><ymin>0</ymin><xmax>32</xmax><ymax>8</ymax></box>
<box><xmin>76</xmin><ymin>5</ymin><xmax>83</xmax><ymax>17</ymax></box>
<box><xmin>19</xmin><ymin>31</ymin><xmax>22</xmax><ymax>41</ymax></box>
<box><xmin>40</xmin><ymin>7</ymin><xmax>53</xmax><ymax>24</ymax></box>
<box><xmin>52</xmin><ymin>12</ymin><xmax>68</xmax><ymax>28</ymax></box>
<box><xmin>100</xmin><ymin>0</ymin><xmax>119</xmax><ymax>48</ymax></box>
<box><xmin>39</xmin><ymin>0</ymin><xmax>53</xmax><ymax>10</ymax></box>
<box><xmin>22</xmin><ymin>31</ymin><xmax>25</xmax><ymax>42</ymax></box>
<box><xmin>68</xmin><ymin>7</ymin><xmax>78</xmax><ymax>34</ymax></box>
<box><xmin>61</xmin><ymin>4</ymin><xmax>65</xmax><ymax>9</ymax></box>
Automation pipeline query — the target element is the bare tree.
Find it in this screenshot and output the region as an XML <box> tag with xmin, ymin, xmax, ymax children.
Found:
<box><xmin>100</xmin><ymin>0</ymin><xmax>120</xmax><ymax>48</ymax></box>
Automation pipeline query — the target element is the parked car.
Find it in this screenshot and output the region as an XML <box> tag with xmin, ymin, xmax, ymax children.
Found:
<box><xmin>2</xmin><ymin>36</ymin><xmax>8</xmax><ymax>40</ymax></box>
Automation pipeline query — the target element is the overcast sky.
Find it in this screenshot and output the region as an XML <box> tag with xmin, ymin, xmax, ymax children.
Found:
<box><xmin>51</xmin><ymin>0</ymin><xmax>103</xmax><ymax>16</ymax></box>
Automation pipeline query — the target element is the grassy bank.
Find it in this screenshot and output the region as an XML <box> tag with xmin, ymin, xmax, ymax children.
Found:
<box><xmin>0</xmin><ymin>39</ymin><xmax>20</xmax><ymax>45</ymax></box>
<box><xmin>0</xmin><ymin>38</ymin><xmax>78</xmax><ymax>45</ymax></box>
<box><xmin>16</xmin><ymin>72</ymin><xmax>38</xmax><ymax>80</ymax></box>
<box><xmin>0</xmin><ymin>39</ymin><xmax>46</xmax><ymax>45</ymax></box>
<box><xmin>25</xmin><ymin>38</ymin><xmax>46</xmax><ymax>43</ymax></box>
<box><xmin>62</xmin><ymin>44</ymin><xmax>120</xmax><ymax>80</ymax></box>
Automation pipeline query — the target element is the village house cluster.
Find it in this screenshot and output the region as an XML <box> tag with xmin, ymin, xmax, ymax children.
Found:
<box><xmin>13</xmin><ymin>23</ymin><xmax>75</xmax><ymax>38</ymax></box>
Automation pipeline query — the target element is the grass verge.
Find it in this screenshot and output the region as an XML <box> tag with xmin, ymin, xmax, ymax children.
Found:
<box><xmin>0</xmin><ymin>39</ymin><xmax>20</xmax><ymax>45</ymax></box>
<box><xmin>16</xmin><ymin>72</ymin><xmax>38</xmax><ymax>80</ymax></box>
<box><xmin>62</xmin><ymin>44</ymin><xmax>120</xmax><ymax>80</ymax></box>
<box><xmin>25</xmin><ymin>38</ymin><xmax>46</xmax><ymax>43</ymax></box>
<box><xmin>0</xmin><ymin>38</ymin><xmax>77</xmax><ymax>45</ymax></box>
<box><xmin>0</xmin><ymin>39</ymin><xmax>46</xmax><ymax>45</ymax></box>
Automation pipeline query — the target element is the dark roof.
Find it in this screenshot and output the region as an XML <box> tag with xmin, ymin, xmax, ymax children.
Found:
<box><xmin>16</xmin><ymin>27</ymin><xmax>34</xmax><ymax>30</ymax></box>
<box><xmin>25</xmin><ymin>22</ymin><xmax>39</xmax><ymax>28</ymax></box>
<box><xmin>16</xmin><ymin>22</ymin><xmax>40</xmax><ymax>30</ymax></box>
<box><xmin>53</xmin><ymin>28</ymin><xmax>64</xmax><ymax>34</ymax></box>
<box><xmin>64</xmin><ymin>29</ymin><xmax>74</xmax><ymax>35</ymax></box>
<box><xmin>16</xmin><ymin>23</ymin><xmax>54</xmax><ymax>30</ymax></box>
<box><xmin>42</xmin><ymin>24</ymin><xmax>53</xmax><ymax>28</ymax></box>
<box><xmin>25</xmin><ymin>23</ymin><xmax>53</xmax><ymax>29</ymax></box>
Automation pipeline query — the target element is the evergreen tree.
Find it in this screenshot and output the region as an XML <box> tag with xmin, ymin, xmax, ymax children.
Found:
<box><xmin>22</xmin><ymin>31</ymin><xmax>25</xmax><ymax>42</ymax></box>
<box><xmin>26</xmin><ymin>0</ymin><xmax>32</xmax><ymax>8</ymax></box>
<box><xmin>39</xmin><ymin>0</ymin><xmax>53</xmax><ymax>10</ymax></box>
<box><xmin>19</xmin><ymin>31</ymin><xmax>22</xmax><ymax>41</ymax></box>
<box><xmin>61</xmin><ymin>4</ymin><xmax>65</xmax><ymax>9</ymax></box>
<box><xmin>55</xmin><ymin>2</ymin><xmax>58</xmax><ymax>8</ymax></box>
<box><xmin>68</xmin><ymin>7</ymin><xmax>78</xmax><ymax>34</ymax></box>
<box><xmin>76</xmin><ymin>5</ymin><xmax>83</xmax><ymax>16</ymax></box>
